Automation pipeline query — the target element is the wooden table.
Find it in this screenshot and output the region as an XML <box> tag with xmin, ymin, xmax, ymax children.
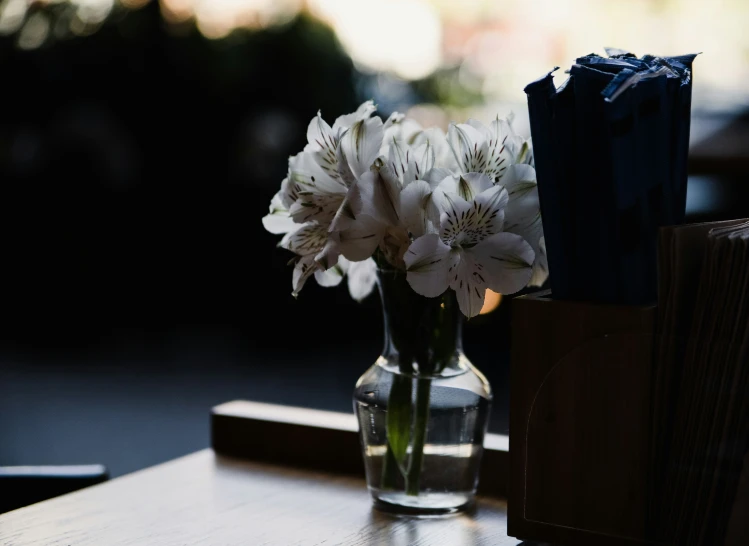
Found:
<box><xmin>0</xmin><ymin>449</ymin><xmax>521</xmax><ymax>545</ymax></box>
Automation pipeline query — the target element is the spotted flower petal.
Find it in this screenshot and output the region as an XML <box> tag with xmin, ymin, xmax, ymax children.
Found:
<box><xmin>439</xmin><ymin>185</ymin><xmax>507</xmax><ymax>248</ymax></box>
<box><xmin>437</xmin><ymin>172</ymin><xmax>493</xmax><ymax>202</ymax></box>
<box><xmin>292</xmin><ymin>254</ymin><xmax>319</xmax><ymax>297</ymax></box>
<box><xmin>287</xmin><ymin>152</ymin><xmax>347</xmax><ymax>224</ymax></box>
<box><xmin>474</xmin><ymin>117</ymin><xmax>517</xmax><ymax>184</ymax></box>
<box><xmin>280</xmin><ymin>222</ymin><xmax>328</xmax><ymax>256</ymax></box>
<box><xmin>447</xmin><ymin>123</ymin><xmax>488</xmax><ymax>174</ymax></box>
<box><xmin>448</xmin><ymin>250</ymin><xmax>488</xmax><ymax>318</ymax></box>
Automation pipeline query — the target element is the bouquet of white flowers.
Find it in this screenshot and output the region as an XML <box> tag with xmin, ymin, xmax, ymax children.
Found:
<box><xmin>263</xmin><ymin>101</ymin><xmax>547</xmax><ymax>317</ymax></box>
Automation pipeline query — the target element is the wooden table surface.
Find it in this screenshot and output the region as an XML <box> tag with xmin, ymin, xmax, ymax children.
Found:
<box><xmin>0</xmin><ymin>449</ymin><xmax>521</xmax><ymax>546</ymax></box>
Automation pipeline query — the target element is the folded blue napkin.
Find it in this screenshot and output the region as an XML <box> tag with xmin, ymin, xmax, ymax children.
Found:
<box><xmin>525</xmin><ymin>50</ymin><xmax>698</xmax><ymax>304</ymax></box>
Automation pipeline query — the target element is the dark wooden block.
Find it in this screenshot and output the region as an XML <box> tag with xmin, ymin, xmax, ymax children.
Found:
<box><xmin>211</xmin><ymin>400</ymin><xmax>510</xmax><ymax>498</ymax></box>
<box><xmin>508</xmin><ymin>290</ymin><xmax>657</xmax><ymax>546</ymax></box>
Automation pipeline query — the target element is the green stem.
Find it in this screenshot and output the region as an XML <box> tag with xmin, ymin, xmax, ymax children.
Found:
<box><xmin>406</xmin><ymin>377</ymin><xmax>431</xmax><ymax>496</ymax></box>
<box><xmin>380</xmin><ymin>442</ymin><xmax>400</xmax><ymax>490</ymax></box>
<box><xmin>381</xmin><ymin>372</ymin><xmax>411</xmax><ymax>490</ymax></box>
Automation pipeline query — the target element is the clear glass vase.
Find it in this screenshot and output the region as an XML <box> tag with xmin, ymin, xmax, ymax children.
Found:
<box><xmin>353</xmin><ymin>268</ymin><xmax>492</xmax><ymax>515</ymax></box>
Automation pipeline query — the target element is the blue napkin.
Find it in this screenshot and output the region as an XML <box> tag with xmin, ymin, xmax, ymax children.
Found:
<box><xmin>525</xmin><ymin>50</ymin><xmax>698</xmax><ymax>304</ymax></box>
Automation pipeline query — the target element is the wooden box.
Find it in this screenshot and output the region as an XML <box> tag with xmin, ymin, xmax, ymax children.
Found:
<box><xmin>508</xmin><ymin>290</ymin><xmax>657</xmax><ymax>546</ymax></box>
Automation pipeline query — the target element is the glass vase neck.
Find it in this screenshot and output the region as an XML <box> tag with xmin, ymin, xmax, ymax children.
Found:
<box><xmin>377</xmin><ymin>268</ymin><xmax>464</xmax><ymax>377</ymax></box>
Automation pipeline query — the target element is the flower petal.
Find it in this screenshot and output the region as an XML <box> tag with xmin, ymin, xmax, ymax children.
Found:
<box><xmin>438</xmin><ymin>192</ymin><xmax>473</xmax><ymax>246</ymax></box>
<box><xmin>288</xmin><ymin>191</ymin><xmax>344</xmax><ymax>225</ymax></box>
<box><xmin>404</xmin><ymin>233</ymin><xmax>454</xmax><ymax>298</ymax></box>
<box><xmin>278</xmin><ymin>176</ymin><xmax>299</xmax><ymax>210</ymax></box>
<box><xmin>422</xmin><ymin>167</ymin><xmax>454</xmax><ymax>189</ymax></box>
<box><xmin>448</xmin><ymin>250</ymin><xmax>488</xmax><ymax>318</ymax></box>
<box><xmin>292</xmin><ymin>254</ymin><xmax>318</xmax><ymax>297</ymax></box>
<box><xmin>304</xmin><ymin>113</ymin><xmax>349</xmax><ymax>188</ymax></box>
<box><xmin>400</xmin><ymin>180</ymin><xmax>439</xmax><ymax>238</ymax></box>
<box><xmin>381</xmin><ymin>114</ymin><xmax>422</xmax><ymax>156</ymax></box>
<box><xmin>413</xmin><ymin>127</ymin><xmax>457</xmax><ymax>173</ymax></box>
<box><xmin>332</xmin><ymin>100</ymin><xmax>376</xmax><ymax>133</ymax></box>
<box><xmin>437</xmin><ymin>172</ymin><xmax>493</xmax><ymax>202</ymax></box>
<box><xmin>357</xmin><ymin>162</ymin><xmax>401</xmax><ymax>227</ymax></box>
<box><xmin>279</xmin><ymin>222</ymin><xmax>328</xmax><ymax>256</ymax></box>
<box><xmin>336</xmin><ymin>213</ymin><xmax>387</xmax><ymax>261</ymax></box>
<box><xmin>335</xmin><ymin>139</ymin><xmax>357</xmax><ymax>188</ymax></box>
<box><xmin>403</xmin><ymin>141</ymin><xmax>435</xmax><ymax>185</ymax></box>
<box><xmin>385</xmin><ymin>135</ymin><xmax>409</xmax><ymax>183</ymax></box>
<box><xmin>347</xmin><ymin>257</ymin><xmax>378</xmax><ymax>302</ymax></box>
<box><xmin>314</xmin><ymin>236</ymin><xmax>341</xmax><ymax>271</ymax></box>
<box><xmin>289</xmin><ymin>151</ymin><xmax>346</xmax><ymax>196</ymax></box>
<box><xmin>502</xmin><ymin>164</ymin><xmax>543</xmax><ymax>261</ymax></box>
<box><xmin>472</xmin><ymin>184</ymin><xmax>509</xmax><ymax>235</ymax></box>
<box><xmin>483</xmin><ymin>117</ymin><xmax>516</xmax><ymax>184</ymax></box>
<box><xmin>470</xmin><ymin>232</ymin><xmax>534</xmax><ymax>295</ymax></box>
<box><xmin>287</xmin><ymin>152</ymin><xmax>347</xmax><ymax>224</ymax></box>
<box><xmin>340</xmin><ymin>116</ymin><xmax>384</xmax><ymax>178</ymax></box>
<box><xmin>528</xmin><ymin>236</ymin><xmax>548</xmax><ymax>288</ymax></box>
<box><xmin>329</xmin><ymin>180</ymin><xmax>363</xmax><ymax>233</ymax></box>
<box><xmin>262</xmin><ymin>191</ymin><xmax>297</xmax><ymax>234</ymax></box>
<box><xmin>314</xmin><ymin>260</ymin><xmax>347</xmax><ymax>288</ymax></box>
<box><xmin>447</xmin><ymin>123</ymin><xmax>488</xmax><ymax>173</ymax></box>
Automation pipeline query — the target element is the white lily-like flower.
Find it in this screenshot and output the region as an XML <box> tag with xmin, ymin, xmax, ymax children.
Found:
<box><xmin>264</xmin><ymin>106</ymin><xmax>544</xmax><ymax>308</ymax></box>
<box><xmin>263</xmin><ymin>101</ymin><xmax>385</xmax><ymax>299</ymax></box>
<box><xmin>447</xmin><ymin>117</ymin><xmax>520</xmax><ymax>185</ymax></box>
<box><xmin>288</xmin><ymin>102</ymin><xmax>382</xmax><ymax>226</ymax></box>
<box><xmin>404</xmin><ymin>174</ymin><xmax>535</xmax><ymax>317</ymax></box>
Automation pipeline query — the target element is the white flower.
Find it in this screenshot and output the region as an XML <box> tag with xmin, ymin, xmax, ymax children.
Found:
<box><xmin>329</xmin><ymin>123</ymin><xmax>444</xmax><ymax>267</ymax></box>
<box><xmin>446</xmin><ymin>117</ymin><xmax>521</xmax><ymax>185</ymax></box>
<box><xmin>262</xmin><ymin>101</ymin><xmax>384</xmax><ymax>299</ymax></box>
<box><xmin>287</xmin><ymin>102</ymin><xmax>382</xmax><ymax>226</ymax></box>
<box><xmin>278</xmin><ymin>220</ymin><xmax>378</xmax><ymax>301</ymax></box>
<box><xmin>404</xmin><ymin>175</ymin><xmax>535</xmax><ymax>317</ymax></box>
<box><xmin>445</xmin><ymin>116</ymin><xmax>547</xmax><ymax>288</ymax></box>
<box><xmin>263</xmin><ymin>106</ymin><xmax>545</xmax><ymax>308</ymax></box>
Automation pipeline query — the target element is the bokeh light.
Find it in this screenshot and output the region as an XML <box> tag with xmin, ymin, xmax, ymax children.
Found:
<box><xmin>480</xmin><ymin>290</ymin><xmax>503</xmax><ymax>316</ymax></box>
<box><xmin>1</xmin><ymin>0</ymin><xmax>747</xmax><ymax>109</ymax></box>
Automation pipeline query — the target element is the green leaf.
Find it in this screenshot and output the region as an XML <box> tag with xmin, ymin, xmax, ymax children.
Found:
<box><xmin>386</xmin><ymin>374</ymin><xmax>413</xmax><ymax>476</ymax></box>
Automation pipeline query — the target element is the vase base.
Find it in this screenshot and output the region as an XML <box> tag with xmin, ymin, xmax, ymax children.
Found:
<box><xmin>371</xmin><ymin>490</ymin><xmax>474</xmax><ymax>516</ymax></box>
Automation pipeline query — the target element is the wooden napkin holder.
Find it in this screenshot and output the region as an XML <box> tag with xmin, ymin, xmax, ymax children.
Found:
<box><xmin>508</xmin><ymin>290</ymin><xmax>657</xmax><ymax>546</ymax></box>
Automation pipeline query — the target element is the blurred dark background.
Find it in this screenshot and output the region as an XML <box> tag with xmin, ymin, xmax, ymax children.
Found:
<box><xmin>1</xmin><ymin>0</ymin><xmax>748</xmax><ymax>478</ymax></box>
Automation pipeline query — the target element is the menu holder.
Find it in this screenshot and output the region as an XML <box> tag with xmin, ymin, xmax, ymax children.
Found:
<box><xmin>509</xmin><ymin>220</ymin><xmax>749</xmax><ymax>546</ymax></box>
<box><xmin>508</xmin><ymin>290</ymin><xmax>656</xmax><ymax>546</ymax></box>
